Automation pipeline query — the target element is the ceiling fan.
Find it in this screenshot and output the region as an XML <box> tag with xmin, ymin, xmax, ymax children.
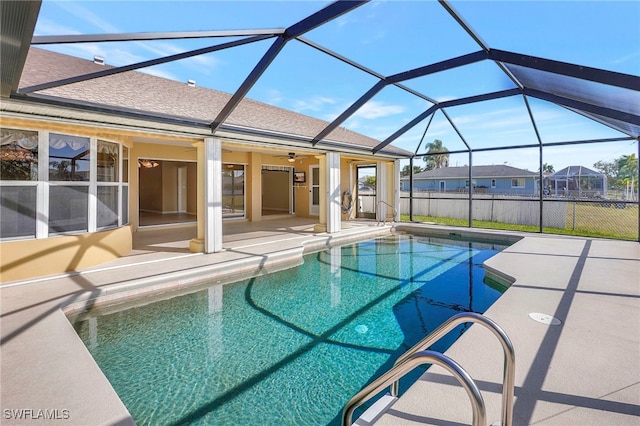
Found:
<box><xmin>274</xmin><ymin>152</ymin><xmax>303</xmax><ymax>163</ymax></box>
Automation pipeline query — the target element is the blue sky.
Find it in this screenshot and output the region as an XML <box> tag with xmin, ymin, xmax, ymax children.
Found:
<box><xmin>34</xmin><ymin>1</ymin><xmax>639</xmax><ymax>172</ymax></box>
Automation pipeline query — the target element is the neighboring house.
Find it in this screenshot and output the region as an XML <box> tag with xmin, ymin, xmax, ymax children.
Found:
<box><xmin>400</xmin><ymin>165</ymin><xmax>539</xmax><ymax>195</ymax></box>
<box><xmin>0</xmin><ymin>48</ymin><xmax>410</xmax><ymax>282</ymax></box>
<box><xmin>548</xmin><ymin>165</ymin><xmax>607</xmax><ymax>197</ymax></box>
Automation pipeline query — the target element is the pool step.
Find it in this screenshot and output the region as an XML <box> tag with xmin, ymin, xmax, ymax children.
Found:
<box><xmin>353</xmin><ymin>394</ymin><xmax>397</xmax><ymax>426</ymax></box>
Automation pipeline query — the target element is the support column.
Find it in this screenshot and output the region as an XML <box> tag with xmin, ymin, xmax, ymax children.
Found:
<box><xmin>393</xmin><ymin>159</ymin><xmax>401</xmax><ymax>221</ymax></box>
<box><xmin>249</xmin><ymin>152</ymin><xmax>262</xmax><ymax>222</ymax></box>
<box><xmin>314</xmin><ymin>155</ymin><xmax>327</xmax><ymax>233</ymax></box>
<box><xmin>190</xmin><ymin>138</ymin><xmax>222</xmax><ymax>253</ymax></box>
<box><xmin>327</xmin><ymin>152</ymin><xmax>341</xmax><ymax>233</ymax></box>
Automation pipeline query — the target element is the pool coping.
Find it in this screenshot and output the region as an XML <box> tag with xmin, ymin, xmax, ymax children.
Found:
<box><xmin>1</xmin><ymin>223</ymin><xmax>638</xmax><ymax>425</ymax></box>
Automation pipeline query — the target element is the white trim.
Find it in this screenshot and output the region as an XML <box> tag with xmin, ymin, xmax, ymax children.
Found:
<box><xmin>394</xmin><ymin>160</ymin><xmax>400</xmax><ymax>221</ymax></box>
<box><xmin>37</xmin><ymin>131</ymin><xmax>49</xmax><ymax>238</ymax></box>
<box><xmin>376</xmin><ymin>162</ymin><xmax>386</xmax><ymax>221</ymax></box>
<box><xmin>204</xmin><ymin>138</ymin><xmax>223</xmax><ymax>253</ymax></box>
<box><xmin>88</xmin><ymin>137</ymin><xmax>97</xmax><ymax>233</ymax></box>
<box><xmin>118</xmin><ymin>144</ymin><xmax>123</xmax><ymax>226</ymax></box>
<box><xmin>326</xmin><ymin>152</ymin><xmax>341</xmax><ymax>233</ymax></box>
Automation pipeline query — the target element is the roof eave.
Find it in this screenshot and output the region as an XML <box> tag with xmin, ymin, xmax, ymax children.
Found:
<box><xmin>2</xmin><ymin>96</ymin><xmax>408</xmax><ymax>159</ymax></box>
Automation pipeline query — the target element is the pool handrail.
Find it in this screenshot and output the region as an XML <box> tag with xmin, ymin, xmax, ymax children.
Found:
<box><xmin>376</xmin><ymin>200</ymin><xmax>397</xmax><ymax>224</ymax></box>
<box><xmin>342</xmin><ymin>350</ymin><xmax>486</xmax><ymax>426</ymax></box>
<box><xmin>390</xmin><ymin>312</ymin><xmax>515</xmax><ymax>426</ymax></box>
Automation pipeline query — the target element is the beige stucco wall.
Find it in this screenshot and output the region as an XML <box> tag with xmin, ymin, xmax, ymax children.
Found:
<box><xmin>293</xmin><ymin>158</ymin><xmax>313</xmax><ymax>217</ymax></box>
<box><xmin>0</xmin><ymin>226</ymin><xmax>132</xmax><ymax>283</ymax></box>
<box><xmin>186</xmin><ymin>162</ymin><xmax>197</xmax><ymax>214</ymax></box>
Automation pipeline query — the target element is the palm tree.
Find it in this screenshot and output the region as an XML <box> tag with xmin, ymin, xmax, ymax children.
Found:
<box><xmin>423</xmin><ymin>139</ymin><xmax>449</xmax><ymax>171</ymax></box>
<box><xmin>400</xmin><ymin>164</ymin><xmax>423</xmax><ymax>176</ymax></box>
<box><xmin>541</xmin><ymin>163</ymin><xmax>555</xmax><ymax>174</ymax></box>
<box><xmin>617</xmin><ymin>154</ymin><xmax>638</xmax><ymax>199</ymax></box>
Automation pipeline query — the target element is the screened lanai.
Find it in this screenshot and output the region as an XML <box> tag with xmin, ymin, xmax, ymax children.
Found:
<box><xmin>1</xmin><ymin>0</ymin><xmax>639</xmax><ymax>240</ymax></box>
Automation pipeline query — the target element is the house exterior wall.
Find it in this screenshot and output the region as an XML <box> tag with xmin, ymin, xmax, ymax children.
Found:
<box><xmin>0</xmin><ymin>226</ymin><xmax>132</xmax><ymax>282</ymax></box>
<box><xmin>0</xmin><ymin>114</ymin><xmax>404</xmax><ymax>282</ymax></box>
<box><xmin>401</xmin><ymin>176</ymin><xmax>537</xmax><ymax>195</ymax></box>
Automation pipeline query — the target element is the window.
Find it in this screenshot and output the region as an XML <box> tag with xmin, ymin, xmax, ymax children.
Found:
<box><xmin>491</xmin><ymin>179</ymin><xmax>496</xmax><ymax>188</ymax></box>
<box><xmin>49</xmin><ymin>133</ymin><xmax>90</xmax><ymax>181</ymax></box>
<box><xmin>97</xmin><ymin>186</ymin><xmax>118</xmax><ymax>228</ymax></box>
<box><xmin>0</xmin><ymin>127</ymin><xmax>129</xmax><ymax>240</ymax></box>
<box><xmin>1</xmin><ymin>128</ymin><xmax>39</xmax><ymax>239</ymax></box>
<box><xmin>49</xmin><ymin>186</ymin><xmax>89</xmax><ymax>233</ymax></box>
<box><xmin>0</xmin><ymin>186</ymin><xmax>37</xmax><ymax>238</ymax></box>
<box><xmin>222</xmin><ymin>164</ymin><xmax>245</xmax><ymax>218</ymax></box>
<box><xmin>97</xmin><ymin>140</ymin><xmax>119</xmax><ymax>182</ymax></box>
<box><xmin>0</xmin><ymin>128</ymin><xmax>38</xmax><ymax>181</ymax></box>
<box><xmin>511</xmin><ymin>178</ymin><xmax>525</xmax><ymax>188</ymax></box>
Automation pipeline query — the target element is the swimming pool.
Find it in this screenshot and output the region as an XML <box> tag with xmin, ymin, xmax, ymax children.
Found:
<box><xmin>72</xmin><ymin>233</ymin><xmax>510</xmax><ymax>425</ymax></box>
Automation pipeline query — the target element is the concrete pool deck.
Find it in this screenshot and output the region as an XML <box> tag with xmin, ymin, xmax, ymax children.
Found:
<box><xmin>1</xmin><ymin>219</ymin><xmax>638</xmax><ymax>425</ymax></box>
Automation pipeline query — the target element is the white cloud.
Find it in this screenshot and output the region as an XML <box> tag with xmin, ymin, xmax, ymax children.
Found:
<box><xmin>38</xmin><ymin>3</ymin><xmax>221</xmax><ymax>78</ymax></box>
<box><xmin>139</xmin><ymin>67</ymin><xmax>180</xmax><ymax>81</ymax></box>
<box><xmin>292</xmin><ymin>96</ymin><xmax>337</xmax><ymax>112</ymax></box>
<box><xmin>34</xmin><ymin>19</ymin><xmax>81</xmax><ymax>36</ymax></box>
<box><xmin>55</xmin><ymin>2</ymin><xmax>120</xmax><ymax>33</ymax></box>
<box><xmin>263</xmin><ymin>88</ymin><xmax>284</xmax><ymax>105</ymax></box>
<box><xmin>353</xmin><ymin>100</ymin><xmax>405</xmax><ymax>119</ymax></box>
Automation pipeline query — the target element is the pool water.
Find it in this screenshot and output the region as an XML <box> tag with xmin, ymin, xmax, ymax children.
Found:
<box><xmin>72</xmin><ymin>234</ymin><xmax>510</xmax><ymax>425</ymax></box>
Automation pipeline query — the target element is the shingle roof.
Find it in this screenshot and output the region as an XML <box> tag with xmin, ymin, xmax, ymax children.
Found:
<box><xmin>407</xmin><ymin>165</ymin><xmax>538</xmax><ymax>179</ymax></box>
<box><xmin>18</xmin><ymin>47</ymin><xmax>411</xmax><ymax>157</ymax></box>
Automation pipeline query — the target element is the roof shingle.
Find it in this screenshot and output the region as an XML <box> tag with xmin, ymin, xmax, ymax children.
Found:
<box><xmin>19</xmin><ymin>48</ymin><xmax>411</xmax><ymax>156</ymax></box>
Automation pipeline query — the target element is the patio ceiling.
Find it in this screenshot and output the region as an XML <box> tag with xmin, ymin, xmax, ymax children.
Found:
<box><xmin>1</xmin><ymin>0</ymin><xmax>638</xmax><ymax>158</ymax></box>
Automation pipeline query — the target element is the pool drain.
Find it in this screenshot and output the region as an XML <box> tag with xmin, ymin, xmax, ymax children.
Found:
<box><xmin>529</xmin><ymin>312</ymin><xmax>561</xmax><ymax>326</ymax></box>
<box><xmin>355</xmin><ymin>324</ymin><xmax>369</xmax><ymax>334</ymax></box>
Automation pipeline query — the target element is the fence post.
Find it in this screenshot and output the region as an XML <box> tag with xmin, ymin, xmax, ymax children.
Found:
<box><xmin>572</xmin><ymin>201</ymin><xmax>577</xmax><ymax>231</ymax></box>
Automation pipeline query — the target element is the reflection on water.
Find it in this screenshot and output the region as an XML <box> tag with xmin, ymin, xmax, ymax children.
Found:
<box><xmin>73</xmin><ymin>234</ymin><xmax>510</xmax><ymax>426</ymax></box>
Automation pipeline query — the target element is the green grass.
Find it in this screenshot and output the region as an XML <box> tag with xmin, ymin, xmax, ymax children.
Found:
<box><xmin>401</xmin><ymin>201</ymin><xmax>639</xmax><ymax>241</ymax></box>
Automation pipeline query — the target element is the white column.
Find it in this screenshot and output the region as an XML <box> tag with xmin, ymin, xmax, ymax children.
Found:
<box><xmin>376</xmin><ymin>161</ymin><xmax>387</xmax><ymax>222</ymax></box>
<box><xmin>326</xmin><ymin>152</ymin><xmax>341</xmax><ymax>233</ymax></box>
<box><xmin>88</xmin><ymin>137</ymin><xmax>97</xmax><ymax>233</ymax></box>
<box><xmin>190</xmin><ymin>138</ymin><xmax>222</xmax><ymax>253</ymax></box>
<box><xmin>205</xmin><ymin>137</ymin><xmax>223</xmax><ymax>253</ymax></box>
<box><xmin>393</xmin><ymin>159</ymin><xmax>401</xmax><ymax>221</ymax></box>
<box><xmin>36</xmin><ymin>132</ymin><xmax>48</xmax><ymax>238</ymax></box>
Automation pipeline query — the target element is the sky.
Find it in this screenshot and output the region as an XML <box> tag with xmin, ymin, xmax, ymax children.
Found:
<box><xmin>33</xmin><ymin>0</ymin><xmax>640</xmax><ymax>173</ymax></box>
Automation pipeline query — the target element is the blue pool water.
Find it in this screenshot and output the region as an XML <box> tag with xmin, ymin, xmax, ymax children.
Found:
<box><xmin>72</xmin><ymin>234</ymin><xmax>510</xmax><ymax>425</ymax></box>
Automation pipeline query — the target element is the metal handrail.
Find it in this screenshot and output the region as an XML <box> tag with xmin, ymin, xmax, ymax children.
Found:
<box><xmin>376</xmin><ymin>200</ymin><xmax>398</xmax><ymax>224</ymax></box>
<box><xmin>391</xmin><ymin>312</ymin><xmax>515</xmax><ymax>426</ymax></box>
<box><xmin>342</xmin><ymin>350</ymin><xmax>486</xmax><ymax>426</ymax></box>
